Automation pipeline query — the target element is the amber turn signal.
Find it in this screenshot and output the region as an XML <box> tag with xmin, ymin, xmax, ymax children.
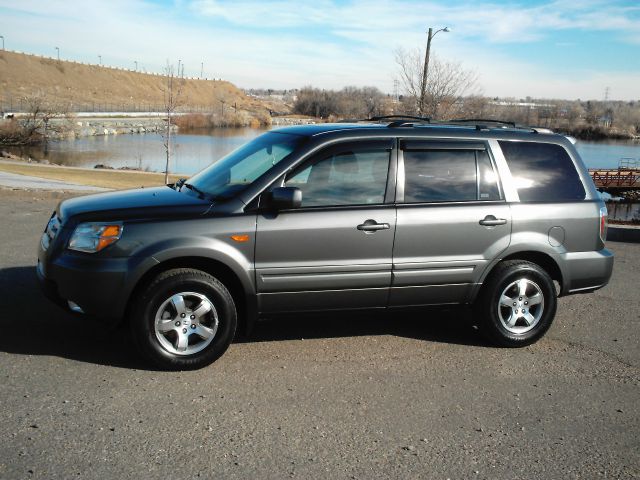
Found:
<box><xmin>230</xmin><ymin>234</ymin><xmax>250</xmax><ymax>243</ymax></box>
<box><xmin>97</xmin><ymin>225</ymin><xmax>123</xmax><ymax>251</ymax></box>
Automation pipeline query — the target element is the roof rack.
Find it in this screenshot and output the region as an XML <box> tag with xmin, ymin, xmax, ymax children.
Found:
<box><xmin>338</xmin><ymin>115</ymin><xmax>553</xmax><ymax>134</ymax></box>
<box><xmin>446</xmin><ymin>118</ymin><xmax>516</xmax><ymax>127</ymax></box>
<box><xmin>437</xmin><ymin>118</ymin><xmax>546</xmax><ymax>133</ymax></box>
<box><xmin>368</xmin><ymin>115</ymin><xmax>431</xmax><ymax>122</ymax></box>
<box><xmin>370</xmin><ymin>115</ymin><xmax>430</xmax><ymax>128</ymax></box>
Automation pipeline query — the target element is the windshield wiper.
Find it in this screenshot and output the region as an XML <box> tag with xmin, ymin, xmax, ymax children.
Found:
<box><xmin>181</xmin><ymin>182</ymin><xmax>211</xmax><ymax>201</ymax></box>
<box><xmin>174</xmin><ymin>178</ymin><xmax>186</xmax><ymax>190</ymax></box>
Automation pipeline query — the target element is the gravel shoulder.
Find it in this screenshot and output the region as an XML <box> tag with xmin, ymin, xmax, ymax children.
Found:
<box><xmin>0</xmin><ymin>189</ymin><xmax>637</xmax><ymax>480</ymax></box>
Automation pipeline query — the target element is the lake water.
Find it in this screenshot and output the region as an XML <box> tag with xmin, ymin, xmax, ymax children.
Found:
<box><xmin>8</xmin><ymin>129</ymin><xmax>640</xmax><ymax>175</ymax></box>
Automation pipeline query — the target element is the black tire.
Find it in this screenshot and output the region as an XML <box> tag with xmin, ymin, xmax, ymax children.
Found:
<box><xmin>130</xmin><ymin>268</ymin><xmax>237</xmax><ymax>370</ymax></box>
<box><xmin>477</xmin><ymin>260</ymin><xmax>557</xmax><ymax>347</ymax></box>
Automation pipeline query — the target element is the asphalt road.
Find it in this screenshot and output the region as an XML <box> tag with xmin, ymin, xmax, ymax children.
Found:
<box><xmin>0</xmin><ymin>189</ymin><xmax>638</xmax><ymax>480</ymax></box>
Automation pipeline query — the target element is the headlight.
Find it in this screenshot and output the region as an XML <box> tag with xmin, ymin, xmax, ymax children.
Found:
<box><xmin>68</xmin><ymin>222</ymin><xmax>123</xmax><ymax>253</ymax></box>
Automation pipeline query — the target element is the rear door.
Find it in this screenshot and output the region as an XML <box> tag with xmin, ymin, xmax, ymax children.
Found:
<box><xmin>390</xmin><ymin>139</ymin><xmax>511</xmax><ymax>306</ymax></box>
<box><xmin>255</xmin><ymin>139</ymin><xmax>397</xmax><ymax>313</ymax></box>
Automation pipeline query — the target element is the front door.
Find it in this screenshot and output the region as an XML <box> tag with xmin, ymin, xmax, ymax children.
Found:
<box><xmin>255</xmin><ymin>139</ymin><xmax>397</xmax><ymax>313</ymax></box>
<box><xmin>390</xmin><ymin>139</ymin><xmax>512</xmax><ymax>306</ymax></box>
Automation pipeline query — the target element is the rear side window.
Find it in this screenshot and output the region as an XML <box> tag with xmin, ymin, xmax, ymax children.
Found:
<box><xmin>402</xmin><ymin>149</ymin><xmax>501</xmax><ymax>203</ymax></box>
<box><xmin>499</xmin><ymin>141</ymin><xmax>585</xmax><ymax>202</ymax></box>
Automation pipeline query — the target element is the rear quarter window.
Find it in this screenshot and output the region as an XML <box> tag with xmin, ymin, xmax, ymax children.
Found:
<box><xmin>499</xmin><ymin>141</ymin><xmax>585</xmax><ymax>202</ymax></box>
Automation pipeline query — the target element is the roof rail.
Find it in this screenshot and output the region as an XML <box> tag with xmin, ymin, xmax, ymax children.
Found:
<box><xmin>337</xmin><ymin>116</ymin><xmax>555</xmax><ymax>134</ymax></box>
<box><xmin>445</xmin><ymin>118</ymin><xmax>516</xmax><ymax>127</ymax></box>
<box><xmin>368</xmin><ymin>115</ymin><xmax>431</xmax><ymax>123</ymax></box>
<box><xmin>440</xmin><ymin>118</ymin><xmax>548</xmax><ymax>133</ymax></box>
<box><xmin>337</xmin><ymin>115</ymin><xmax>431</xmax><ymax>126</ymax></box>
<box><xmin>531</xmin><ymin>127</ymin><xmax>555</xmax><ymax>134</ymax></box>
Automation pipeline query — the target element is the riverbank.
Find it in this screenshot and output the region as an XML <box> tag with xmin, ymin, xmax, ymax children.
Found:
<box><xmin>560</xmin><ymin>125</ymin><xmax>640</xmax><ymax>141</ymax></box>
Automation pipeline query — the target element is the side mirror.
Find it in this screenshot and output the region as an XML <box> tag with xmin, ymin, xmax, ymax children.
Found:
<box><xmin>269</xmin><ymin>186</ymin><xmax>302</xmax><ymax>210</ymax></box>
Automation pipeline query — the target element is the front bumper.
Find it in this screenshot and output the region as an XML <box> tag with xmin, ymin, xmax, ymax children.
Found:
<box><xmin>558</xmin><ymin>248</ymin><xmax>614</xmax><ymax>295</ymax></box>
<box><xmin>37</xmin><ymin>243</ymin><xmax>141</xmax><ymax>324</ymax></box>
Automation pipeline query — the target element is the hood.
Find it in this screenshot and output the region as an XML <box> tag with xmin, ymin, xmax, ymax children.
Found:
<box><xmin>58</xmin><ymin>186</ymin><xmax>211</xmax><ymax>223</ymax></box>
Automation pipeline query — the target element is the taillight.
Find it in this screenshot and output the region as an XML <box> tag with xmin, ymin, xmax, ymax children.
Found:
<box><xmin>599</xmin><ymin>206</ymin><xmax>608</xmax><ymax>244</ymax></box>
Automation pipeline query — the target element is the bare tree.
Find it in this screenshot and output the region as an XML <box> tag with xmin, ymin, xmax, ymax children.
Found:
<box><xmin>293</xmin><ymin>86</ymin><xmax>386</xmax><ymax>119</ymax></box>
<box><xmin>0</xmin><ymin>93</ymin><xmax>69</xmax><ymax>145</ymax></box>
<box><xmin>395</xmin><ymin>47</ymin><xmax>479</xmax><ymax>119</ymax></box>
<box><xmin>162</xmin><ymin>62</ymin><xmax>184</xmax><ymax>184</ymax></box>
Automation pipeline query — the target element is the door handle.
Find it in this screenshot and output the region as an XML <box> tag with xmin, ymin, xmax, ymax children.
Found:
<box><xmin>357</xmin><ymin>219</ymin><xmax>390</xmax><ymax>232</ymax></box>
<box><xmin>479</xmin><ymin>215</ymin><xmax>507</xmax><ymax>226</ymax></box>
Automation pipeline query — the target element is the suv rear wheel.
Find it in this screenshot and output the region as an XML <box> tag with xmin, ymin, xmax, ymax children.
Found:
<box><xmin>131</xmin><ymin>268</ymin><xmax>237</xmax><ymax>370</ymax></box>
<box><xmin>478</xmin><ymin>260</ymin><xmax>557</xmax><ymax>347</ymax></box>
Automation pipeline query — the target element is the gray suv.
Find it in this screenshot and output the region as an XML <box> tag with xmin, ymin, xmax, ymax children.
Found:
<box><xmin>36</xmin><ymin>118</ymin><xmax>614</xmax><ymax>369</ymax></box>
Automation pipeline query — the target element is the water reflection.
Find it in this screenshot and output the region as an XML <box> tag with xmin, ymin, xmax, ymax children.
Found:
<box><xmin>7</xmin><ymin>127</ymin><xmax>265</xmax><ymax>175</ymax></box>
<box><xmin>574</xmin><ymin>140</ymin><xmax>640</xmax><ymax>170</ymax></box>
<box><xmin>4</xmin><ymin>130</ymin><xmax>639</xmax><ymax>175</ymax></box>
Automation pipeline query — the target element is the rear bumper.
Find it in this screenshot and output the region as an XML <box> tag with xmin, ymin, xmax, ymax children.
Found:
<box><xmin>558</xmin><ymin>248</ymin><xmax>614</xmax><ymax>295</ymax></box>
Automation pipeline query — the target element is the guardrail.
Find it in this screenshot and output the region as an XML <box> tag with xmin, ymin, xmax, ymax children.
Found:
<box><xmin>589</xmin><ymin>169</ymin><xmax>640</xmax><ymax>189</ymax></box>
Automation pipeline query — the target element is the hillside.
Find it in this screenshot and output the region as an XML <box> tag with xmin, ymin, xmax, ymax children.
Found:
<box><xmin>0</xmin><ymin>50</ymin><xmax>270</xmax><ymax>116</ymax></box>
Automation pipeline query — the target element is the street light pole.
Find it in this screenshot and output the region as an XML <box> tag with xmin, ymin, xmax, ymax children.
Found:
<box><xmin>419</xmin><ymin>26</ymin><xmax>449</xmax><ymax>116</ymax></box>
<box><xmin>98</xmin><ymin>54</ymin><xmax>101</xmax><ymax>65</ymax></box>
<box><xmin>134</xmin><ymin>60</ymin><xmax>138</xmax><ymax>71</ymax></box>
<box><xmin>55</xmin><ymin>46</ymin><xmax>59</xmax><ymax>61</ymax></box>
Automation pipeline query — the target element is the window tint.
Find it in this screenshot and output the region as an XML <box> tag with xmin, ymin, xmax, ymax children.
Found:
<box><xmin>478</xmin><ymin>150</ymin><xmax>501</xmax><ymax>200</ymax></box>
<box><xmin>403</xmin><ymin>150</ymin><xmax>478</xmax><ymax>203</ymax></box>
<box><xmin>285</xmin><ymin>148</ymin><xmax>390</xmax><ymax>207</ymax></box>
<box><xmin>499</xmin><ymin>141</ymin><xmax>585</xmax><ymax>201</ymax></box>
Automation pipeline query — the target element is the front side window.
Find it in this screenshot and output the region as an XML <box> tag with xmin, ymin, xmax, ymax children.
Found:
<box><xmin>285</xmin><ymin>146</ymin><xmax>390</xmax><ymax>207</ymax></box>
<box><xmin>188</xmin><ymin>132</ymin><xmax>305</xmax><ymax>199</ymax></box>
<box><xmin>403</xmin><ymin>149</ymin><xmax>500</xmax><ymax>203</ymax></box>
<box><xmin>499</xmin><ymin>141</ymin><xmax>585</xmax><ymax>202</ymax></box>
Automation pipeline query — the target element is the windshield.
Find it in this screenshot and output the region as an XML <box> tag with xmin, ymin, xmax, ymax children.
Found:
<box><xmin>186</xmin><ymin>131</ymin><xmax>305</xmax><ymax>199</ymax></box>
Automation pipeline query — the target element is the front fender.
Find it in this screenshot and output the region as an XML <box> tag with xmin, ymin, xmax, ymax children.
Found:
<box><xmin>125</xmin><ymin>235</ymin><xmax>256</xmax><ymax>298</ymax></box>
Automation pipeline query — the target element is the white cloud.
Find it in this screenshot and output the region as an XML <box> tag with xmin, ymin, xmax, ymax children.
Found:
<box><xmin>0</xmin><ymin>0</ymin><xmax>638</xmax><ymax>99</ymax></box>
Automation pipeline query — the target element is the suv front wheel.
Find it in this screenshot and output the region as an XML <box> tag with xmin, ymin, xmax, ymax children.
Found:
<box><xmin>131</xmin><ymin>268</ymin><xmax>237</xmax><ymax>370</ymax></box>
<box><xmin>478</xmin><ymin>260</ymin><xmax>557</xmax><ymax>347</ymax></box>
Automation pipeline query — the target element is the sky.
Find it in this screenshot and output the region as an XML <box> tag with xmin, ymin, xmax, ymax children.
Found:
<box><xmin>0</xmin><ymin>0</ymin><xmax>638</xmax><ymax>100</ymax></box>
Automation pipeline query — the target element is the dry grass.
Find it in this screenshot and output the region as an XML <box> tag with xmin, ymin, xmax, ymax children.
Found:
<box><xmin>173</xmin><ymin>112</ymin><xmax>272</xmax><ymax>129</ymax></box>
<box><xmin>0</xmin><ymin>162</ymin><xmax>183</xmax><ymax>190</ymax></box>
<box><xmin>0</xmin><ymin>50</ymin><xmax>270</xmax><ymax>115</ymax></box>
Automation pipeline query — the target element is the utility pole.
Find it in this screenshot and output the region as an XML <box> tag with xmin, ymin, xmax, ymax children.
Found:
<box><xmin>98</xmin><ymin>54</ymin><xmax>102</xmax><ymax>65</ymax></box>
<box><xmin>201</xmin><ymin>62</ymin><xmax>204</xmax><ymax>79</ymax></box>
<box><xmin>134</xmin><ymin>60</ymin><xmax>138</xmax><ymax>71</ymax></box>
<box><xmin>55</xmin><ymin>46</ymin><xmax>59</xmax><ymax>61</ymax></box>
<box><xmin>419</xmin><ymin>27</ymin><xmax>449</xmax><ymax>116</ymax></box>
<box><xmin>0</xmin><ymin>36</ymin><xmax>4</xmax><ymax>50</ymax></box>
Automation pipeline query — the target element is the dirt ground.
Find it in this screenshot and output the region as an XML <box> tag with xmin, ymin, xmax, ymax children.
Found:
<box><xmin>0</xmin><ymin>160</ymin><xmax>182</xmax><ymax>189</ymax></box>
